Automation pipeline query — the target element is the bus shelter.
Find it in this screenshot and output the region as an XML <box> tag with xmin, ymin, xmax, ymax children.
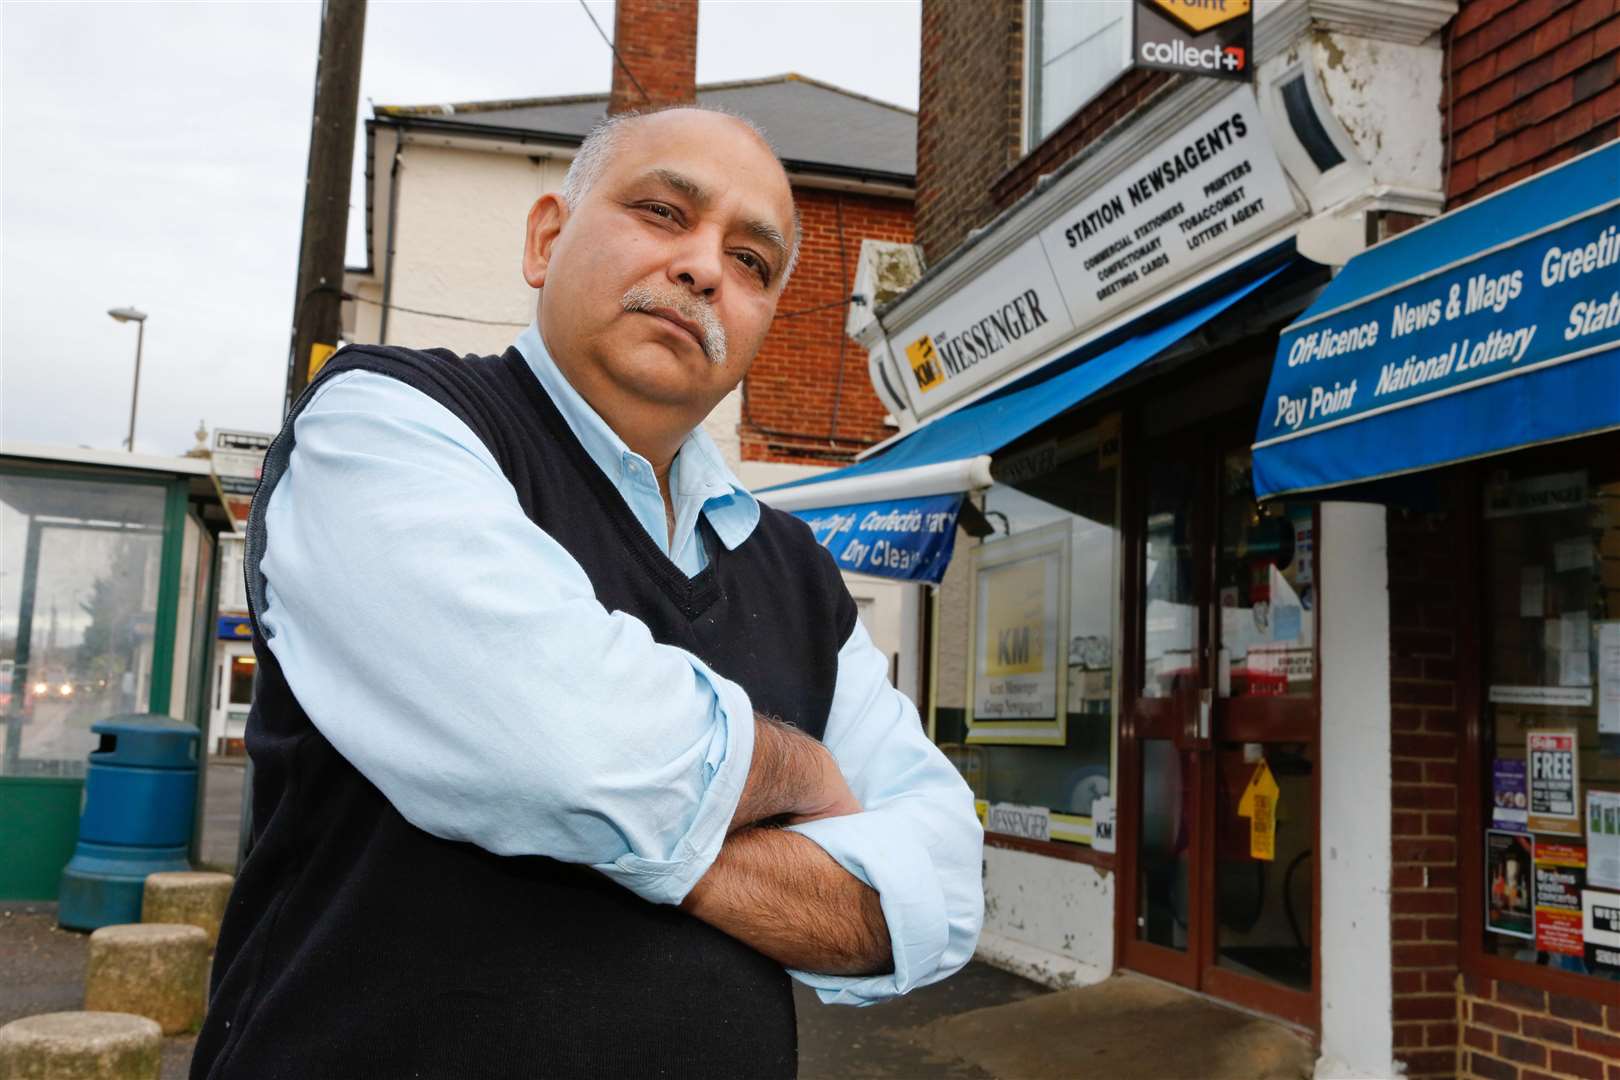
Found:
<box><xmin>0</xmin><ymin>442</ymin><xmax>231</xmax><ymax>899</ymax></box>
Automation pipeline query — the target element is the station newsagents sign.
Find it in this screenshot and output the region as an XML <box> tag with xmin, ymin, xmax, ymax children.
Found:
<box><xmin>883</xmin><ymin>86</ymin><xmax>1298</xmax><ymax>422</ymax></box>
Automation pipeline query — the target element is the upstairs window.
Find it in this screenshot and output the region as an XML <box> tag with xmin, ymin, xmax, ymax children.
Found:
<box><xmin>1028</xmin><ymin>0</ymin><xmax>1133</xmax><ymax>148</ymax></box>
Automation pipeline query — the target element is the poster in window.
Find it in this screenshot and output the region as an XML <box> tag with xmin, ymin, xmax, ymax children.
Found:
<box><xmin>1600</xmin><ymin>621</ymin><xmax>1620</xmax><ymax>737</ymax></box>
<box><xmin>1527</xmin><ymin>730</ymin><xmax>1581</xmax><ymax>835</ymax></box>
<box><xmin>1491</xmin><ymin>759</ymin><xmax>1529</xmax><ymax>832</ymax></box>
<box><xmin>1533</xmin><ymin>839</ymin><xmax>1586</xmax><ymax>957</ymax></box>
<box><xmin>1486</xmin><ymin>830</ymin><xmax>1535</xmax><ymax>939</ymax></box>
<box><xmin>967</xmin><ymin>519</ymin><xmax>1071</xmax><ymax>745</ymax></box>
<box><xmin>1590</xmin><ymin>790</ymin><xmax>1620</xmax><ymax>890</ymax></box>
<box><xmin>1583</xmin><ymin>889</ymin><xmax>1620</xmax><ymax>974</ymax></box>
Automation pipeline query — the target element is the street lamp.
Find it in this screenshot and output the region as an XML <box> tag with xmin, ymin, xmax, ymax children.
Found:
<box><xmin>107</xmin><ymin>307</ymin><xmax>147</xmax><ymax>452</ymax></box>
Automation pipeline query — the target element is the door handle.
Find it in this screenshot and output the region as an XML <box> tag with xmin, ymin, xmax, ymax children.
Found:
<box><xmin>1198</xmin><ymin>689</ymin><xmax>1212</xmax><ymax>742</ymax></box>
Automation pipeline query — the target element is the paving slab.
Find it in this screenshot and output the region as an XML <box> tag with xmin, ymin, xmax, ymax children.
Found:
<box><xmin>795</xmin><ymin>963</ymin><xmax>1048</xmax><ymax>1078</ymax></box>
<box><xmin>906</xmin><ymin>972</ymin><xmax>1315</xmax><ymax>1080</ymax></box>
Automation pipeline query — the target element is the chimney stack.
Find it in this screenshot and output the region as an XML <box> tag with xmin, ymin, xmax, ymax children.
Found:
<box><xmin>607</xmin><ymin>0</ymin><xmax>699</xmax><ymax>116</ymax></box>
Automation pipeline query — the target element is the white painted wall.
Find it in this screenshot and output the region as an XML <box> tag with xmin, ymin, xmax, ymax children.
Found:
<box><xmin>1314</xmin><ymin>501</ymin><xmax>1395</xmax><ymax>1080</ymax></box>
<box><xmin>977</xmin><ymin>844</ymin><xmax>1114</xmax><ymax>989</ymax></box>
<box><xmin>379</xmin><ymin>141</ymin><xmax>557</xmax><ymax>354</ymax></box>
<box><xmin>1313</xmin><ymin>32</ymin><xmax>1445</xmax><ymax>195</ymax></box>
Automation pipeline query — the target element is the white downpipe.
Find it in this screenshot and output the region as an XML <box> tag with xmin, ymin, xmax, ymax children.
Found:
<box><xmin>755</xmin><ymin>455</ymin><xmax>995</xmax><ymax>512</ymax></box>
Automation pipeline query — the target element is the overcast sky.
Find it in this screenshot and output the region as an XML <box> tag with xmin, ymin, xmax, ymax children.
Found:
<box><xmin>1</xmin><ymin>1</ymin><xmax>920</xmax><ymax>455</ymax></box>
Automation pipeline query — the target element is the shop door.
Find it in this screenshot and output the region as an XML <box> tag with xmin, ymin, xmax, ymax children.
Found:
<box><xmin>1119</xmin><ymin>428</ymin><xmax>1320</xmax><ymax>1029</ymax></box>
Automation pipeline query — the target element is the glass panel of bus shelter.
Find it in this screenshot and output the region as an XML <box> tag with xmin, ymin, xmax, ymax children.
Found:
<box><xmin>0</xmin><ymin>475</ymin><xmax>167</xmax><ymax>777</ymax></box>
<box><xmin>964</xmin><ymin>423</ymin><xmax>1120</xmax><ymax>843</ymax></box>
<box><xmin>1142</xmin><ymin>458</ymin><xmax>1199</xmax><ymax>699</ymax></box>
<box><xmin>1480</xmin><ymin>456</ymin><xmax>1620</xmax><ymax>985</ymax></box>
<box><xmin>1213</xmin><ymin>740</ymin><xmax>1314</xmax><ymax>991</ymax></box>
<box><xmin>1217</xmin><ymin>451</ymin><xmax>1315</xmax><ymax>699</ymax></box>
<box><xmin>1139</xmin><ymin>739</ymin><xmax>1194</xmax><ymax>950</ymax></box>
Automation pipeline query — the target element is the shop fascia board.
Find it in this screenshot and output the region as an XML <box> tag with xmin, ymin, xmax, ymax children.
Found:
<box><xmin>858</xmin><ymin>225</ymin><xmax>1300</xmax><ymax>454</ymax></box>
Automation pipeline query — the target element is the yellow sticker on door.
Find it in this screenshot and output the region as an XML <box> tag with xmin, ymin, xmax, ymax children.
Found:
<box><xmin>905</xmin><ymin>335</ymin><xmax>944</xmax><ymax>393</ymax></box>
<box><xmin>1237</xmin><ymin>760</ymin><xmax>1280</xmax><ymax>862</ymax></box>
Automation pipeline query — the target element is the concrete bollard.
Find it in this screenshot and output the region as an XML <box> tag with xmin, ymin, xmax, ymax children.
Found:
<box><xmin>141</xmin><ymin>871</ymin><xmax>234</xmax><ymax>948</ymax></box>
<box><xmin>0</xmin><ymin>1011</ymin><xmax>161</xmax><ymax>1080</ymax></box>
<box><xmin>83</xmin><ymin>924</ymin><xmax>209</xmax><ymax>1036</ymax></box>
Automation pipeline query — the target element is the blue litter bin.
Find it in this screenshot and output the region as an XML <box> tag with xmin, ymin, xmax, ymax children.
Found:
<box><xmin>58</xmin><ymin>714</ymin><xmax>200</xmax><ymax>931</ymax></box>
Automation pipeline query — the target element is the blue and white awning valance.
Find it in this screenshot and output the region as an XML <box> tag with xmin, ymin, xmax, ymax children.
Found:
<box><xmin>1253</xmin><ymin>140</ymin><xmax>1620</xmax><ymax>499</ymax></box>
<box><xmin>793</xmin><ymin>493</ymin><xmax>965</xmax><ymax>584</ymax></box>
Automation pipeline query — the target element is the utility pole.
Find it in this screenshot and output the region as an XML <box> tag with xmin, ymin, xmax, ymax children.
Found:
<box><xmin>285</xmin><ymin>0</ymin><xmax>367</xmax><ymax>415</ymax></box>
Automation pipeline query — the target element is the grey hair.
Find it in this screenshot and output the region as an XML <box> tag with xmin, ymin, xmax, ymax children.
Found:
<box><xmin>559</xmin><ymin>106</ymin><xmax>802</xmax><ymax>286</ymax></box>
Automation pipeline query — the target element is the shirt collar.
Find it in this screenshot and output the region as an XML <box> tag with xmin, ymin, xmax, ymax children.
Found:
<box><xmin>512</xmin><ymin>322</ymin><xmax>760</xmax><ymax>551</ymax></box>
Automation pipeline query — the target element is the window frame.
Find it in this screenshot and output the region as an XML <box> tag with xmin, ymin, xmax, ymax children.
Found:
<box><xmin>1023</xmin><ymin>0</ymin><xmax>1137</xmax><ymax>154</ymax></box>
<box><xmin>1458</xmin><ymin>432</ymin><xmax>1620</xmax><ymax>1000</ymax></box>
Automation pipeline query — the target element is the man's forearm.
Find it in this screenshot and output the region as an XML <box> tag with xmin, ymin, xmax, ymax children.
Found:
<box><xmin>681</xmin><ymin>826</ymin><xmax>892</xmax><ymax>976</ymax></box>
<box><xmin>729</xmin><ymin>715</ymin><xmax>857</xmax><ymax>830</ymax></box>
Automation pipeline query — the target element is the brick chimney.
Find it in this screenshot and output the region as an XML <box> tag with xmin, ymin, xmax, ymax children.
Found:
<box><xmin>606</xmin><ymin>0</ymin><xmax>698</xmax><ymax>115</ymax></box>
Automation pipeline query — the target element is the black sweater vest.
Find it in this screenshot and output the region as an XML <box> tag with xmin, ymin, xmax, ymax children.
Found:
<box><xmin>191</xmin><ymin>345</ymin><xmax>856</xmax><ymax>1079</ymax></box>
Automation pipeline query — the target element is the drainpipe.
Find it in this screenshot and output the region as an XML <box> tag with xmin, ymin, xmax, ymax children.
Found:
<box><xmin>378</xmin><ymin>136</ymin><xmax>403</xmax><ymax>345</ymax></box>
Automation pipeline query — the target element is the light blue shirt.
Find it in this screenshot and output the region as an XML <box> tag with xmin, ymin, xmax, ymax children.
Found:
<box><xmin>258</xmin><ymin>325</ymin><xmax>983</xmax><ymax>1005</ymax></box>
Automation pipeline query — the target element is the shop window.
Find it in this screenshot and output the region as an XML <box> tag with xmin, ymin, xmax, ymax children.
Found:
<box><xmin>0</xmin><ymin>475</ymin><xmax>168</xmax><ymax>776</ymax></box>
<box><xmin>941</xmin><ymin>419</ymin><xmax>1120</xmax><ymax>847</ymax></box>
<box><xmin>228</xmin><ymin>656</ymin><xmax>256</xmax><ymax>707</ymax></box>
<box><xmin>1027</xmin><ymin>0</ymin><xmax>1133</xmax><ymax>148</ymax></box>
<box><xmin>1479</xmin><ymin>453</ymin><xmax>1620</xmax><ymax>986</ymax></box>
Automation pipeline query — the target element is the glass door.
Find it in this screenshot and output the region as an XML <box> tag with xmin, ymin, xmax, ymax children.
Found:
<box><xmin>1120</xmin><ymin>431</ymin><xmax>1320</xmax><ymax>1028</ymax></box>
<box><xmin>1121</xmin><ymin>441</ymin><xmax>1207</xmax><ymax>989</ymax></box>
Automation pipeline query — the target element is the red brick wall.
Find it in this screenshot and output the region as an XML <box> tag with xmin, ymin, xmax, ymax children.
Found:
<box><xmin>1446</xmin><ymin>0</ymin><xmax>1620</xmax><ymax>207</ymax></box>
<box><xmin>990</xmin><ymin>69</ymin><xmax>1178</xmax><ymax>209</ymax></box>
<box><xmin>1388</xmin><ymin>506</ymin><xmax>1467</xmax><ymax>1079</ymax></box>
<box><xmin>741</xmin><ymin>188</ymin><xmax>913</xmax><ymax>463</ymax></box>
<box><xmin>915</xmin><ymin>2</ymin><xmax>1181</xmax><ymax>264</ymax></box>
<box><xmin>1459</xmin><ymin>973</ymin><xmax>1620</xmax><ymax>1079</ymax></box>
<box><xmin>915</xmin><ymin>0</ymin><xmax>1023</xmax><ymax>262</ymax></box>
<box><xmin>607</xmin><ymin>0</ymin><xmax>697</xmax><ymax>115</ymax></box>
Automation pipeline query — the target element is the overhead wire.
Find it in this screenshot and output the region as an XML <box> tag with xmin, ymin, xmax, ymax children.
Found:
<box><xmin>577</xmin><ymin>0</ymin><xmax>650</xmax><ymax>104</ymax></box>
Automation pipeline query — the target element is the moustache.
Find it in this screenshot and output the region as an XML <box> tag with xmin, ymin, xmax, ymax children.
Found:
<box><xmin>621</xmin><ymin>285</ymin><xmax>728</xmax><ymax>366</ymax></box>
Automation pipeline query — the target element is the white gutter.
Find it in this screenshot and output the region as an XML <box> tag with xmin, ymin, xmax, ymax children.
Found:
<box><xmin>756</xmin><ymin>455</ymin><xmax>994</xmax><ymax>512</ymax></box>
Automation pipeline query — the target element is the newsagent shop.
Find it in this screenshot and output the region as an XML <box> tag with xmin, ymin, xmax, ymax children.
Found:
<box><xmin>760</xmin><ymin>55</ymin><xmax>1619</xmax><ymax>1080</ymax></box>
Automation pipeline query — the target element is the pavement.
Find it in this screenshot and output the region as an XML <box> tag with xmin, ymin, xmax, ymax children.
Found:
<box><xmin>4</xmin><ymin>757</ymin><xmax>1316</xmax><ymax>1078</ymax></box>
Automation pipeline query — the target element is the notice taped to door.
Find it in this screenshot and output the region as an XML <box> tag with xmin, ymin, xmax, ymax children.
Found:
<box><xmin>1237</xmin><ymin>759</ymin><xmax>1280</xmax><ymax>861</ymax></box>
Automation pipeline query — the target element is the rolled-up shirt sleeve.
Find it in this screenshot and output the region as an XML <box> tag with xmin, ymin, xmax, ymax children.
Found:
<box><xmin>786</xmin><ymin>619</ymin><xmax>985</xmax><ymax>1006</ymax></box>
<box><xmin>257</xmin><ymin>370</ymin><xmax>753</xmax><ymax>905</ymax></box>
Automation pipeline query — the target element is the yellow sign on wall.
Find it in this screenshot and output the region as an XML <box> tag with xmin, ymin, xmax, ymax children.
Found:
<box><xmin>1150</xmin><ymin>0</ymin><xmax>1251</xmax><ymax>33</ymax></box>
<box><xmin>983</xmin><ymin>560</ymin><xmax>1046</xmax><ymax>677</ymax></box>
<box><xmin>905</xmin><ymin>335</ymin><xmax>944</xmax><ymax>393</ymax></box>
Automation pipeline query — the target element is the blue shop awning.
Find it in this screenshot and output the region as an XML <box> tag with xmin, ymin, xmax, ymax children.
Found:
<box><xmin>1253</xmin><ymin>140</ymin><xmax>1620</xmax><ymax>499</ymax></box>
<box><xmin>765</xmin><ymin>260</ymin><xmax>1287</xmax><ymax>581</ymax></box>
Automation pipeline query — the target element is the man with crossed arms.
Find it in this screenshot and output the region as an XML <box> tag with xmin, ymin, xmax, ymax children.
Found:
<box><xmin>193</xmin><ymin>107</ymin><xmax>982</xmax><ymax>1079</ymax></box>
